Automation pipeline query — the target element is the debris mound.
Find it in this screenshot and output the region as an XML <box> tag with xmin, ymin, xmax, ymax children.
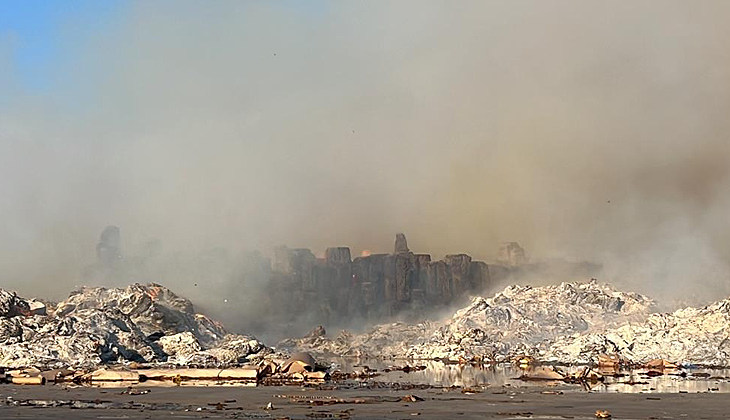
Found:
<box><xmin>406</xmin><ymin>279</ymin><xmax>655</xmax><ymax>361</ymax></box>
<box><xmin>0</xmin><ymin>283</ymin><xmax>269</xmax><ymax>369</ymax></box>
<box><xmin>281</xmin><ymin>280</ymin><xmax>655</xmax><ymax>362</ymax></box>
<box><xmin>544</xmin><ymin>296</ymin><xmax>730</xmax><ymax>366</ymax></box>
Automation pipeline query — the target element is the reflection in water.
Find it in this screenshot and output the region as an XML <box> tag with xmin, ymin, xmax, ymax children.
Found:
<box><xmin>602</xmin><ymin>369</ymin><xmax>730</xmax><ymax>393</ymax></box>
<box><xmin>332</xmin><ymin>359</ymin><xmax>730</xmax><ymax>393</ymax></box>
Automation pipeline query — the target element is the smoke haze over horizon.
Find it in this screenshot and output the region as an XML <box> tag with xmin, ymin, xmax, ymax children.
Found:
<box><xmin>1</xmin><ymin>1</ymin><xmax>730</xmax><ymax>307</ymax></box>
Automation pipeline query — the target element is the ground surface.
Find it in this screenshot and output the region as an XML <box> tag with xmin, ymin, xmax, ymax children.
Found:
<box><xmin>1</xmin><ymin>383</ymin><xmax>728</xmax><ymax>420</ymax></box>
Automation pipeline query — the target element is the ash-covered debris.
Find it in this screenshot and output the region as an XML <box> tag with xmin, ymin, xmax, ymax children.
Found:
<box><xmin>283</xmin><ymin>279</ymin><xmax>730</xmax><ymax>367</ymax></box>
<box><xmin>277</xmin><ymin>322</ymin><xmax>435</xmax><ymax>359</ymax></box>
<box><xmin>280</xmin><ymin>280</ymin><xmax>658</xmax><ymax>363</ymax></box>
<box><xmin>544</xmin><ymin>296</ymin><xmax>730</xmax><ymax>366</ymax></box>
<box><xmin>56</xmin><ymin>283</ymin><xmax>228</xmax><ymax>343</ymax></box>
<box><xmin>0</xmin><ymin>289</ymin><xmax>45</xmax><ymax>317</ymax></box>
<box><xmin>0</xmin><ymin>351</ymin><xmax>328</xmax><ymax>387</ymax></box>
<box><xmin>406</xmin><ymin>279</ymin><xmax>655</xmax><ymax>362</ymax></box>
<box><xmin>0</xmin><ymin>283</ymin><xmax>270</xmax><ymax>369</ymax></box>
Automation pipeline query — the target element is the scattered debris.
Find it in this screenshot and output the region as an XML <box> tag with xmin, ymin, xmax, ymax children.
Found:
<box><xmin>121</xmin><ymin>387</ymin><xmax>150</xmax><ymax>395</ymax></box>
<box><xmin>597</xmin><ymin>354</ymin><xmax>621</xmax><ymax>369</ymax></box>
<box><xmin>566</xmin><ymin>367</ymin><xmax>604</xmax><ymax>383</ymax></box>
<box><xmin>281</xmin><ymin>352</ymin><xmax>316</xmax><ymax>374</ymax></box>
<box><xmin>540</xmin><ymin>390</ymin><xmax>564</xmax><ymax>395</ymax></box>
<box><xmin>595</xmin><ymin>409</ymin><xmax>611</xmax><ymax>418</ymax></box>
<box><xmin>514</xmin><ymin>355</ymin><xmax>535</xmax><ymax>367</ymax></box>
<box><xmin>645</xmin><ymin>359</ymin><xmax>678</xmax><ymax>370</ymax></box>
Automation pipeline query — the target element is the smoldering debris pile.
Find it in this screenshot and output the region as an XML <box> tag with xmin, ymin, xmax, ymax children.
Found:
<box><xmin>282</xmin><ymin>280</ymin><xmax>667</xmax><ymax>363</ymax></box>
<box><xmin>0</xmin><ymin>283</ymin><xmax>269</xmax><ymax>369</ymax></box>
<box><xmin>5</xmin><ymin>278</ymin><xmax>730</xmax><ymax>374</ymax></box>
<box><xmin>406</xmin><ymin>279</ymin><xmax>656</xmax><ymax>361</ymax></box>
<box><xmin>544</xmin><ymin>297</ymin><xmax>730</xmax><ymax>366</ymax></box>
<box><xmin>284</xmin><ymin>279</ymin><xmax>730</xmax><ymax>367</ymax></box>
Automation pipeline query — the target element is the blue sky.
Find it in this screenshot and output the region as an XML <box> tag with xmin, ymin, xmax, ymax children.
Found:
<box><xmin>0</xmin><ymin>0</ymin><xmax>327</xmax><ymax>95</ymax></box>
<box><xmin>0</xmin><ymin>0</ymin><xmax>124</xmax><ymax>92</ymax></box>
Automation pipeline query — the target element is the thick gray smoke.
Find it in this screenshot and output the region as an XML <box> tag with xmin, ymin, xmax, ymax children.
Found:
<box><xmin>1</xmin><ymin>1</ymin><xmax>729</xmax><ymax>312</ymax></box>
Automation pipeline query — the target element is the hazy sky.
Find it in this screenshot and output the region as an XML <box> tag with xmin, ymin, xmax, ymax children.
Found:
<box><xmin>1</xmin><ymin>1</ymin><xmax>729</xmax><ymax>302</ymax></box>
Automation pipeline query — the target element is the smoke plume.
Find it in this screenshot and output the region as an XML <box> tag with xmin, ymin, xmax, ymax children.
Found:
<box><xmin>1</xmin><ymin>1</ymin><xmax>729</xmax><ymax>315</ymax></box>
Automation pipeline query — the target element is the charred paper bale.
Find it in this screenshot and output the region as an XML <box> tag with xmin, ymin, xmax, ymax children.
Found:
<box><xmin>0</xmin><ymin>290</ymin><xmax>32</xmax><ymax>318</ymax></box>
<box><xmin>325</xmin><ymin>247</ymin><xmax>353</xmax><ymax>316</ymax></box>
<box><xmin>325</xmin><ymin>247</ymin><xmax>352</xmax><ymax>266</ymax></box>
<box><xmin>412</xmin><ymin>254</ymin><xmax>431</xmax><ymax>292</ymax></box>
<box><xmin>394</xmin><ymin>233</ymin><xmax>409</xmax><ymax>254</ymax></box>
<box><xmin>272</xmin><ymin>245</ymin><xmax>291</xmax><ymax>272</ymax></box>
<box><xmin>289</xmin><ymin>248</ymin><xmax>317</xmax><ymax>275</ymax></box>
<box><xmin>273</xmin><ymin>246</ymin><xmax>316</xmax><ymax>275</ymax></box>
<box><xmin>96</xmin><ymin>226</ymin><xmax>122</xmax><ymax>268</ymax></box>
<box><xmin>497</xmin><ymin>242</ymin><xmax>527</xmax><ymax>267</ymax></box>
<box><xmin>365</xmin><ymin>254</ymin><xmax>387</xmax><ymax>305</ymax></box>
<box><xmin>469</xmin><ymin>261</ymin><xmax>491</xmax><ymax>292</ymax></box>
<box><xmin>349</xmin><ymin>257</ymin><xmax>370</xmax><ymax>318</ymax></box>
<box><xmin>427</xmin><ymin>260</ymin><xmax>453</xmax><ymax>303</ymax></box>
<box><xmin>27</xmin><ymin>300</ymin><xmax>47</xmax><ymax>316</ymax></box>
<box><xmin>394</xmin><ymin>253</ymin><xmax>413</xmax><ymax>302</ymax></box>
<box><xmin>352</xmin><ymin>254</ymin><xmax>388</xmax><ymax>317</ymax></box>
<box><xmin>445</xmin><ymin>254</ymin><xmax>472</xmax><ymax>296</ymax></box>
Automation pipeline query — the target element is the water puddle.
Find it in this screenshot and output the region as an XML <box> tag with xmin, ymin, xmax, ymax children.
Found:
<box><xmin>331</xmin><ymin>358</ymin><xmax>730</xmax><ymax>393</ymax></box>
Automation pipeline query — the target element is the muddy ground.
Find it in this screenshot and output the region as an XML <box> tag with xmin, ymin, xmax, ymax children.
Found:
<box><xmin>1</xmin><ymin>383</ymin><xmax>729</xmax><ymax>420</ymax></box>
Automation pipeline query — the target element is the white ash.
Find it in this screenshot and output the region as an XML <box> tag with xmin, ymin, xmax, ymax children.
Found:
<box><xmin>406</xmin><ymin>279</ymin><xmax>655</xmax><ymax>361</ymax></box>
<box><xmin>543</xmin><ymin>297</ymin><xmax>730</xmax><ymax>366</ymax></box>
<box><xmin>0</xmin><ymin>283</ymin><xmax>270</xmax><ymax>369</ymax></box>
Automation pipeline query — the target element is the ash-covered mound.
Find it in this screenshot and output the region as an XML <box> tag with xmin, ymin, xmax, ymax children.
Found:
<box><xmin>406</xmin><ymin>279</ymin><xmax>655</xmax><ymax>361</ymax></box>
<box><xmin>544</xmin><ymin>296</ymin><xmax>730</xmax><ymax>366</ymax></box>
<box><xmin>56</xmin><ymin>284</ymin><xmax>227</xmax><ymax>344</ymax></box>
<box><xmin>280</xmin><ymin>280</ymin><xmax>655</xmax><ymax>362</ymax></box>
<box><xmin>0</xmin><ymin>284</ymin><xmax>269</xmax><ymax>369</ymax></box>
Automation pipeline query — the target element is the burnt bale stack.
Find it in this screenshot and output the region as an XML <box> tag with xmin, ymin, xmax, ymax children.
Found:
<box><xmin>269</xmin><ymin>234</ymin><xmax>492</xmax><ymax>326</ymax></box>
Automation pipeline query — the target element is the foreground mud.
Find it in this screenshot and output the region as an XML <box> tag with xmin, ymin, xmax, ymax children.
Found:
<box><xmin>2</xmin><ymin>382</ymin><xmax>729</xmax><ymax>419</ymax></box>
<box><xmin>2</xmin><ymin>361</ymin><xmax>729</xmax><ymax>419</ymax></box>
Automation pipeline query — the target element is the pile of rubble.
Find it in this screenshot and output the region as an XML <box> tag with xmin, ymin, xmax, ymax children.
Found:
<box><xmin>285</xmin><ymin>279</ymin><xmax>730</xmax><ymax>368</ymax></box>
<box><xmin>543</xmin><ymin>296</ymin><xmax>730</xmax><ymax>366</ymax></box>
<box><xmin>0</xmin><ymin>283</ymin><xmax>270</xmax><ymax>369</ymax></box>
<box><xmin>5</xmin><ymin>277</ymin><xmax>730</xmax><ymax>377</ymax></box>
<box><xmin>282</xmin><ymin>280</ymin><xmax>658</xmax><ymax>363</ymax></box>
<box><xmin>406</xmin><ymin>279</ymin><xmax>655</xmax><ymax>361</ymax></box>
